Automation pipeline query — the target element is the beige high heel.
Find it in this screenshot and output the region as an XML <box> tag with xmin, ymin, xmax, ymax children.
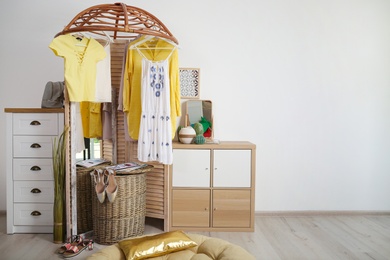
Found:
<box><xmin>92</xmin><ymin>169</ymin><xmax>106</xmax><ymax>203</ymax></box>
<box><xmin>105</xmin><ymin>169</ymin><xmax>118</xmax><ymax>203</ymax></box>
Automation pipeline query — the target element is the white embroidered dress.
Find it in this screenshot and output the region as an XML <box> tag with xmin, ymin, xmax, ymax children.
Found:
<box><xmin>138</xmin><ymin>58</ymin><xmax>173</xmax><ymax>164</ymax></box>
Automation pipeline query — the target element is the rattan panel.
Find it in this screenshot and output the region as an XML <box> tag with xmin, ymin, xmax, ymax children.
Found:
<box><xmin>128</xmin><ymin>141</ymin><xmax>166</xmax><ymax>219</ymax></box>
<box><xmin>101</xmin><ymin>41</ymin><xmax>167</xmax><ymax>220</ymax></box>
<box><xmin>102</xmin><ymin>41</ymin><xmax>127</xmax><ymax>164</ymax></box>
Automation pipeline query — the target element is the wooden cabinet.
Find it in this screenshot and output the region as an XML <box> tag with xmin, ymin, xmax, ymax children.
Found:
<box><xmin>172</xmin><ymin>189</ymin><xmax>210</xmax><ymax>227</ymax></box>
<box><xmin>5</xmin><ymin>108</ymin><xmax>64</xmax><ymax>234</ymax></box>
<box><xmin>169</xmin><ymin>141</ymin><xmax>256</xmax><ymax>232</ymax></box>
<box><xmin>212</xmin><ymin>189</ymin><xmax>251</xmax><ymax>228</ymax></box>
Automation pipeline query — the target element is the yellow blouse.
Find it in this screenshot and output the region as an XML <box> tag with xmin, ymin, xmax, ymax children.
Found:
<box><xmin>49</xmin><ymin>34</ymin><xmax>106</xmax><ymax>102</ymax></box>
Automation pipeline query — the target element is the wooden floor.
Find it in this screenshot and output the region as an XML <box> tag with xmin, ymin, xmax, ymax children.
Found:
<box><xmin>1</xmin><ymin>212</ymin><xmax>390</xmax><ymax>259</ymax></box>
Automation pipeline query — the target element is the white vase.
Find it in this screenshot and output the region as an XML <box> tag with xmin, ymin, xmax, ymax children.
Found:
<box><xmin>179</xmin><ymin>126</ymin><xmax>196</xmax><ymax>144</ymax></box>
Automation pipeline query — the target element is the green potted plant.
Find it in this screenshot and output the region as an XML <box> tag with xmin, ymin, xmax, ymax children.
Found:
<box><xmin>52</xmin><ymin>127</ymin><xmax>67</xmax><ymax>243</ymax></box>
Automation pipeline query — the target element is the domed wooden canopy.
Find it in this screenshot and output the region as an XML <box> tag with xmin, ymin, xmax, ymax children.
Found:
<box><xmin>55</xmin><ymin>2</ymin><xmax>178</xmax><ymax>44</ymax></box>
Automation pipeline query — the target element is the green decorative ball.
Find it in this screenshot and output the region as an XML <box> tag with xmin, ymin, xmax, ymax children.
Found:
<box><xmin>194</xmin><ymin>134</ymin><xmax>206</xmax><ymax>144</ymax></box>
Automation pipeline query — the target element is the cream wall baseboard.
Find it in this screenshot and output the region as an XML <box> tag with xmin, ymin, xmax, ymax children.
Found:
<box><xmin>2</xmin><ymin>209</ymin><xmax>389</xmax><ymax>217</ymax></box>
<box><xmin>2</xmin><ymin>210</ymin><xmax>390</xmax><ymax>214</ymax></box>
<box><xmin>255</xmin><ymin>210</ymin><xmax>390</xmax><ymax>216</ymax></box>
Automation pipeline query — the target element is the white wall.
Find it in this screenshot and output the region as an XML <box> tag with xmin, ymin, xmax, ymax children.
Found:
<box><xmin>1</xmin><ymin>0</ymin><xmax>390</xmax><ymax>212</ymax></box>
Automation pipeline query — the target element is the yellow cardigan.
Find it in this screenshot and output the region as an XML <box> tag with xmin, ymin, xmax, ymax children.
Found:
<box><xmin>123</xmin><ymin>37</ymin><xmax>181</xmax><ymax>140</ymax></box>
<box><xmin>80</xmin><ymin>102</ymin><xmax>102</xmax><ymax>138</ymax></box>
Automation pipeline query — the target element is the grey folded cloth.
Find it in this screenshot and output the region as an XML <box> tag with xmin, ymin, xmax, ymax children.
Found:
<box><xmin>41</xmin><ymin>81</ymin><xmax>65</xmax><ymax>108</ymax></box>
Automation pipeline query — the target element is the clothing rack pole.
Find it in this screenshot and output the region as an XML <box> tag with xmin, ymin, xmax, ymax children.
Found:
<box><xmin>63</xmin><ymin>95</ymin><xmax>78</xmax><ymax>237</ymax></box>
<box><xmin>64</xmin><ymin>91</ymin><xmax>71</xmax><ymax>239</ymax></box>
<box><xmin>69</xmin><ymin>103</ymin><xmax>78</xmax><ymax>236</ymax></box>
<box><xmin>111</xmin><ymin>89</ymin><xmax>117</xmax><ymax>165</ymax></box>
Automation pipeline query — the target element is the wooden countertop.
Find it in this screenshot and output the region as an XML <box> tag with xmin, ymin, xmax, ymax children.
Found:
<box><xmin>173</xmin><ymin>141</ymin><xmax>256</xmax><ymax>149</ymax></box>
<box><xmin>4</xmin><ymin>108</ymin><xmax>64</xmax><ymax>113</ymax></box>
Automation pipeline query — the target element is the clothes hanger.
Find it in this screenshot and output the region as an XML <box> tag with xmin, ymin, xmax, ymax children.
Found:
<box><xmin>99</xmin><ymin>31</ymin><xmax>114</xmax><ymax>47</ymax></box>
<box><xmin>71</xmin><ymin>32</ymin><xmax>89</xmax><ymax>47</ymax></box>
<box><xmin>72</xmin><ymin>31</ymin><xmax>114</xmax><ymax>48</ymax></box>
<box><xmin>129</xmin><ymin>35</ymin><xmax>178</xmax><ymax>61</ymax></box>
<box><xmin>130</xmin><ymin>35</ymin><xmax>179</xmax><ymax>62</ymax></box>
<box><xmin>103</xmin><ymin>31</ymin><xmax>114</xmax><ymax>44</ymax></box>
<box><xmin>129</xmin><ymin>35</ymin><xmax>179</xmax><ymax>50</ymax></box>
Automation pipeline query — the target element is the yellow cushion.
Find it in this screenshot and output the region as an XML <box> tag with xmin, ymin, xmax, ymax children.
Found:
<box><xmin>118</xmin><ymin>231</ymin><xmax>197</xmax><ymax>260</ymax></box>
<box><xmin>87</xmin><ymin>233</ymin><xmax>256</xmax><ymax>260</ymax></box>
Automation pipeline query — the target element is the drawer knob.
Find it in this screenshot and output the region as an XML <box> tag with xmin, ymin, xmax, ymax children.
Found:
<box><xmin>30</xmin><ymin>143</ymin><xmax>41</xmax><ymax>148</ymax></box>
<box><xmin>30</xmin><ymin>211</ymin><xmax>42</xmax><ymax>216</ymax></box>
<box><xmin>30</xmin><ymin>166</ymin><xmax>41</xmax><ymax>171</ymax></box>
<box><xmin>30</xmin><ymin>120</ymin><xmax>41</xmax><ymax>126</ymax></box>
<box><xmin>30</xmin><ymin>188</ymin><xmax>42</xmax><ymax>194</ymax></box>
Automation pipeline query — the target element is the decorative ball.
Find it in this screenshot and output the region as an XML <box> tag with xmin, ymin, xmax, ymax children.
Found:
<box><xmin>178</xmin><ymin>126</ymin><xmax>196</xmax><ymax>144</ymax></box>
<box><xmin>194</xmin><ymin>134</ymin><xmax>206</xmax><ymax>144</ymax></box>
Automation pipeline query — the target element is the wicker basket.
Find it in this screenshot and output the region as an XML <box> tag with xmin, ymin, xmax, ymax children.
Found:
<box><xmin>76</xmin><ymin>163</ymin><xmax>110</xmax><ymax>234</ymax></box>
<box><xmin>91</xmin><ymin>167</ymin><xmax>150</xmax><ymax>245</ymax></box>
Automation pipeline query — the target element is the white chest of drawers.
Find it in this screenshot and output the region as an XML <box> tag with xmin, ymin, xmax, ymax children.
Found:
<box><xmin>5</xmin><ymin>108</ymin><xmax>64</xmax><ymax>234</ymax></box>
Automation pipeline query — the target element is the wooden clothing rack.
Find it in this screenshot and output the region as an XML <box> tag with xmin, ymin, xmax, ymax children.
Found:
<box><xmin>56</xmin><ymin>2</ymin><xmax>178</xmax><ymax>238</ymax></box>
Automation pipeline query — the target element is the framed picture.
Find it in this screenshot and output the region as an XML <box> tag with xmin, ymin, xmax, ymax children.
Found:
<box><xmin>179</xmin><ymin>68</ymin><xmax>200</xmax><ymax>99</ymax></box>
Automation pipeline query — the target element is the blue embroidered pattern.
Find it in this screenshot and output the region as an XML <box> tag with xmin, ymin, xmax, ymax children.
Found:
<box><xmin>150</xmin><ymin>65</ymin><xmax>164</xmax><ymax>97</ymax></box>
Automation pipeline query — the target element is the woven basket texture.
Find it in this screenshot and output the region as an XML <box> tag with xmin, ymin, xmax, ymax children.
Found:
<box><xmin>91</xmin><ymin>172</ymin><xmax>146</xmax><ymax>245</ymax></box>
<box><xmin>76</xmin><ymin>167</ymin><xmax>94</xmax><ymax>234</ymax></box>
<box><xmin>76</xmin><ymin>164</ymin><xmax>111</xmax><ymax>234</ymax></box>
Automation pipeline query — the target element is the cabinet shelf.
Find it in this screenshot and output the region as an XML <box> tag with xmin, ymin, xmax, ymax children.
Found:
<box><xmin>168</xmin><ymin>141</ymin><xmax>256</xmax><ymax>232</ymax></box>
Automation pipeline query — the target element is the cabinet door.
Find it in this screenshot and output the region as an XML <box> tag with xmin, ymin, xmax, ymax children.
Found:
<box><xmin>172</xmin><ymin>149</ymin><xmax>210</xmax><ymax>187</ymax></box>
<box><xmin>213</xmin><ymin>150</ymin><xmax>251</xmax><ymax>187</ymax></box>
<box><xmin>172</xmin><ymin>189</ymin><xmax>210</xmax><ymax>227</ymax></box>
<box><xmin>212</xmin><ymin>190</ymin><xmax>251</xmax><ymax>228</ymax></box>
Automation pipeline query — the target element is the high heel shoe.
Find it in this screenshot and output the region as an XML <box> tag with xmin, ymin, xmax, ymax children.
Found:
<box><xmin>92</xmin><ymin>169</ymin><xmax>106</xmax><ymax>203</ymax></box>
<box><xmin>105</xmin><ymin>169</ymin><xmax>118</xmax><ymax>203</ymax></box>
